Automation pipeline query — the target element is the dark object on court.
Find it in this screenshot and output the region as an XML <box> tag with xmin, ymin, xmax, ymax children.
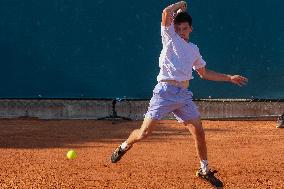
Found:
<box><xmin>276</xmin><ymin>113</ymin><xmax>284</xmax><ymax>128</ymax></box>
<box><xmin>111</xmin><ymin>144</ymin><xmax>131</xmax><ymax>163</ymax></box>
<box><xmin>196</xmin><ymin>169</ymin><xmax>224</xmax><ymax>188</ymax></box>
<box><xmin>97</xmin><ymin>98</ymin><xmax>132</xmax><ymax>124</ymax></box>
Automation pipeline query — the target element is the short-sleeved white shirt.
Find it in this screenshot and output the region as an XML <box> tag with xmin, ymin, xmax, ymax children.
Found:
<box><xmin>157</xmin><ymin>23</ymin><xmax>206</xmax><ymax>82</ymax></box>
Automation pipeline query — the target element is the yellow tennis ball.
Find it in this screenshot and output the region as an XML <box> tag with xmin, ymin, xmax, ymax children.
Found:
<box><xmin>66</xmin><ymin>150</ymin><xmax>77</xmax><ymax>160</ymax></box>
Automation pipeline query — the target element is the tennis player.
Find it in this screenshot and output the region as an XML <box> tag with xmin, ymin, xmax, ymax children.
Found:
<box><xmin>111</xmin><ymin>0</ymin><xmax>248</xmax><ymax>180</ymax></box>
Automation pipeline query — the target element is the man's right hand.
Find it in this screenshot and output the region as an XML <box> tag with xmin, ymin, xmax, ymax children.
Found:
<box><xmin>162</xmin><ymin>1</ymin><xmax>188</xmax><ymax>27</ymax></box>
<box><xmin>179</xmin><ymin>1</ymin><xmax>188</xmax><ymax>12</ymax></box>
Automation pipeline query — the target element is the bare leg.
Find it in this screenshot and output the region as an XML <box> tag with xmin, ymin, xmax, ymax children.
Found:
<box><xmin>126</xmin><ymin>117</ymin><xmax>157</xmax><ymax>145</ymax></box>
<box><xmin>183</xmin><ymin>118</ymin><xmax>208</xmax><ymax>162</ymax></box>
<box><xmin>111</xmin><ymin>117</ymin><xmax>157</xmax><ymax>163</ymax></box>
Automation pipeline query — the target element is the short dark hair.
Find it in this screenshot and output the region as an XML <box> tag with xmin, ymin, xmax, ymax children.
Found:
<box><xmin>174</xmin><ymin>12</ymin><xmax>192</xmax><ymax>26</ymax></box>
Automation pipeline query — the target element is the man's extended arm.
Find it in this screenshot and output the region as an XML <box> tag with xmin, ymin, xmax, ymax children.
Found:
<box><xmin>162</xmin><ymin>1</ymin><xmax>187</xmax><ymax>27</ymax></box>
<box><xmin>196</xmin><ymin>67</ymin><xmax>248</xmax><ymax>86</ymax></box>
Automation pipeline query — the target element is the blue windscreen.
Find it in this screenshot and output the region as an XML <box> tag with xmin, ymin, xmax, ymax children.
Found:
<box><xmin>0</xmin><ymin>0</ymin><xmax>283</xmax><ymax>99</ymax></box>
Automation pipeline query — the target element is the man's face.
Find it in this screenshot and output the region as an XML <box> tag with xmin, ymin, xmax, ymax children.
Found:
<box><xmin>174</xmin><ymin>22</ymin><xmax>192</xmax><ymax>41</ymax></box>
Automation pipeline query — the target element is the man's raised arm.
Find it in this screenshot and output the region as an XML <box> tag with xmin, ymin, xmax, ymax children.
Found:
<box><xmin>162</xmin><ymin>1</ymin><xmax>187</xmax><ymax>27</ymax></box>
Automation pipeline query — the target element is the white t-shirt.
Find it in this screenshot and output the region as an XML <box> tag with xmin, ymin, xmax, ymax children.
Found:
<box><xmin>157</xmin><ymin>23</ymin><xmax>206</xmax><ymax>82</ymax></box>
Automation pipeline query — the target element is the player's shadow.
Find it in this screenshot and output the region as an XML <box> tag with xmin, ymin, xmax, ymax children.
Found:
<box><xmin>0</xmin><ymin>119</ymin><xmax>229</xmax><ymax>149</ymax></box>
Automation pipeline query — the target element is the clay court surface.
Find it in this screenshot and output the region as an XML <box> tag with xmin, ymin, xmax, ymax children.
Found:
<box><xmin>0</xmin><ymin>119</ymin><xmax>283</xmax><ymax>189</ymax></box>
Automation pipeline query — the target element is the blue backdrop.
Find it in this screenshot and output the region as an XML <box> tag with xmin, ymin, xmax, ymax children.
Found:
<box><xmin>0</xmin><ymin>0</ymin><xmax>283</xmax><ymax>99</ymax></box>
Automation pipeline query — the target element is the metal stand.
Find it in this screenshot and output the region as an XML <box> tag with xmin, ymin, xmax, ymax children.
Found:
<box><xmin>97</xmin><ymin>98</ymin><xmax>132</xmax><ymax>124</ymax></box>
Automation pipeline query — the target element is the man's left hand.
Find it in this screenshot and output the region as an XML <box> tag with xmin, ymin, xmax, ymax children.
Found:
<box><xmin>230</xmin><ymin>75</ymin><xmax>248</xmax><ymax>86</ymax></box>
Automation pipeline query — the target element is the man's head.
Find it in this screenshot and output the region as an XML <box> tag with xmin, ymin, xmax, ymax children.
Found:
<box><xmin>174</xmin><ymin>12</ymin><xmax>193</xmax><ymax>41</ymax></box>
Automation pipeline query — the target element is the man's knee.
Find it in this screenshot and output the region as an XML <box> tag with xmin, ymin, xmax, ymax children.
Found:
<box><xmin>137</xmin><ymin>117</ymin><xmax>156</xmax><ymax>140</ymax></box>
<box><xmin>184</xmin><ymin>119</ymin><xmax>205</xmax><ymax>139</ymax></box>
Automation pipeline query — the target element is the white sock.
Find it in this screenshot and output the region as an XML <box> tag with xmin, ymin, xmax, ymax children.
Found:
<box><xmin>120</xmin><ymin>141</ymin><xmax>129</xmax><ymax>150</ymax></box>
<box><xmin>200</xmin><ymin>160</ymin><xmax>209</xmax><ymax>174</ymax></box>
